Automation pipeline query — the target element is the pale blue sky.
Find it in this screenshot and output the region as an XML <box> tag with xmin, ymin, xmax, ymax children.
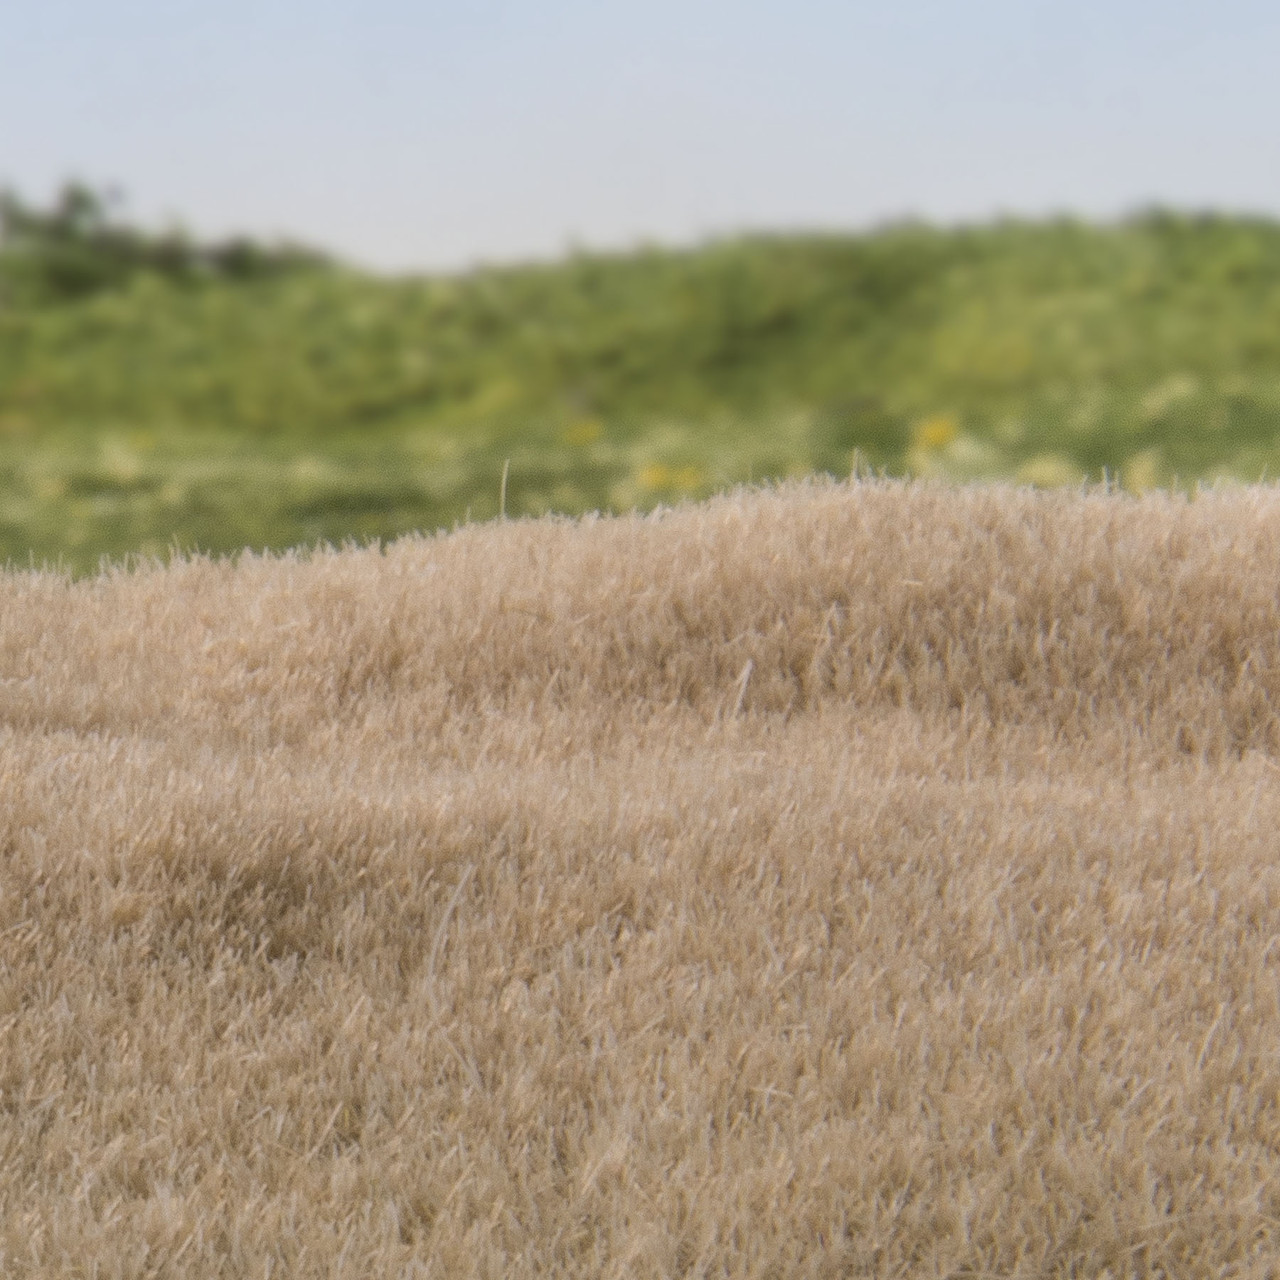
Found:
<box><xmin>3</xmin><ymin>0</ymin><xmax>1278</xmax><ymax>271</ymax></box>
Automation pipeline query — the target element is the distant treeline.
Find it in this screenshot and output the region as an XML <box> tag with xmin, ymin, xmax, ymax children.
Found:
<box><xmin>0</xmin><ymin>183</ymin><xmax>328</xmax><ymax>304</ymax></box>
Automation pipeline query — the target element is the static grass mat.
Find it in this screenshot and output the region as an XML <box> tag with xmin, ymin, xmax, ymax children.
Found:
<box><xmin>5</xmin><ymin>477</ymin><xmax>1280</xmax><ymax>1276</ymax></box>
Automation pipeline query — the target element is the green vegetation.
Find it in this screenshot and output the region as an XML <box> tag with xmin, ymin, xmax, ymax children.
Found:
<box><xmin>4</xmin><ymin>185</ymin><xmax>1280</xmax><ymax>571</ymax></box>
<box><xmin>0</xmin><ymin>183</ymin><xmax>327</xmax><ymax>305</ymax></box>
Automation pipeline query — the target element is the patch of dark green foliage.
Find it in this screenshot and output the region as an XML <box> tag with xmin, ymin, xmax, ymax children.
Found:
<box><xmin>0</xmin><ymin>183</ymin><xmax>327</xmax><ymax>305</ymax></box>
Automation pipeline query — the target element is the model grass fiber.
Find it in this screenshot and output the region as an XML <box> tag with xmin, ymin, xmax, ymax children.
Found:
<box><xmin>5</xmin><ymin>475</ymin><xmax>1280</xmax><ymax>1276</ymax></box>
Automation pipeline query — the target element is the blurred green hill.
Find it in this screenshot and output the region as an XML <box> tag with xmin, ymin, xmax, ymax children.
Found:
<box><xmin>3</xmin><ymin>184</ymin><xmax>1280</xmax><ymax>571</ymax></box>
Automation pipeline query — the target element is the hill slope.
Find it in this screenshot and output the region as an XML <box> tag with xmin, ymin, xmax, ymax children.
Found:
<box><xmin>6</xmin><ymin>211</ymin><xmax>1280</xmax><ymax>453</ymax></box>
<box><xmin>5</xmin><ymin>479</ymin><xmax>1280</xmax><ymax>1275</ymax></box>
<box><xmin>5</xmin><ymin>211</ymin><xmax>1280</xmax><ymax>570</ymax></box>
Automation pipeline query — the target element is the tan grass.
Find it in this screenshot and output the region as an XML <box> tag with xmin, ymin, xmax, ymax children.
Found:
<box><xmin>5</xmin><ymin>476</ymin><xmax>1280</xmax><ymax>1276</ymax></box>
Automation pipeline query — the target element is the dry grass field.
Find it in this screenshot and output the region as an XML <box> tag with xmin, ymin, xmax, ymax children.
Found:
<box><xmin>6</xmin><ymin>476</ymin><xmax>1280</xmax><ymax>1277</ymax></box>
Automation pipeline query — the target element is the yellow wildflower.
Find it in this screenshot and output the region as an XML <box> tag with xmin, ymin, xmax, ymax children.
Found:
<box><xmin>638</xmin><ymin>463</ymin><xmax>674</xmax><ymax>490</ymax></box>
<box><xmin>913</xmin><ymin>413</ymin><xmax>960</xmax><ymax>450</ymax></box>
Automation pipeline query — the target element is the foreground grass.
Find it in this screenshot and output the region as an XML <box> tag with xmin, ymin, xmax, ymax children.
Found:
<box><xmin>6</xmin><ymin>211</ymin><xmax>1280</xmax><ymax>571</ymax></box>
<box><xmin>5</xmin><ymin>477</ymin><xmax>1280</xmax><ymax>1275</ymax></box>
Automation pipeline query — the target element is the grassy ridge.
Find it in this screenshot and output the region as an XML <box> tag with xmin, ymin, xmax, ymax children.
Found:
<box><xmin>4</xmin><ymin>210</ymin><xmax>1280</xmax><ymax>570</ymax></box>
<box><xmin>7</xmin><ymin>479</ymin><xmax>1280</xmax><ymax>1274</ymax></box>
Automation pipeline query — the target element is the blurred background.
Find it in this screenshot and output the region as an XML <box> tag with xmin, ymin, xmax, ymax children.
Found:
<box><xmin>3</xmin><ymin>0</ymin><xmax>1280</xmax><ymax>572</ymax></box>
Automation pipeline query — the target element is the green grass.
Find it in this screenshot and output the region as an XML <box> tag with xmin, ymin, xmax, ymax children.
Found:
<box><xmin>4</xmin><ymin>209</ymin><xmax>1280</xmax><ymax>572</ymax></box>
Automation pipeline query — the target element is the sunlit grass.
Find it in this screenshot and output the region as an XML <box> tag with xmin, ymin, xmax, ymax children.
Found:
<box><xmin>8</xmin><ymin>479</ymin><xmax>1280</xmax><ymax>1274</ymax></box>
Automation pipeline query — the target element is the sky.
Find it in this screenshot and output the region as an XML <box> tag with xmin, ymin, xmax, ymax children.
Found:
<box><xmin>3</xmin><ymin>0</ymin><xmax>1279</xmax><ymax>273</ymax></box>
